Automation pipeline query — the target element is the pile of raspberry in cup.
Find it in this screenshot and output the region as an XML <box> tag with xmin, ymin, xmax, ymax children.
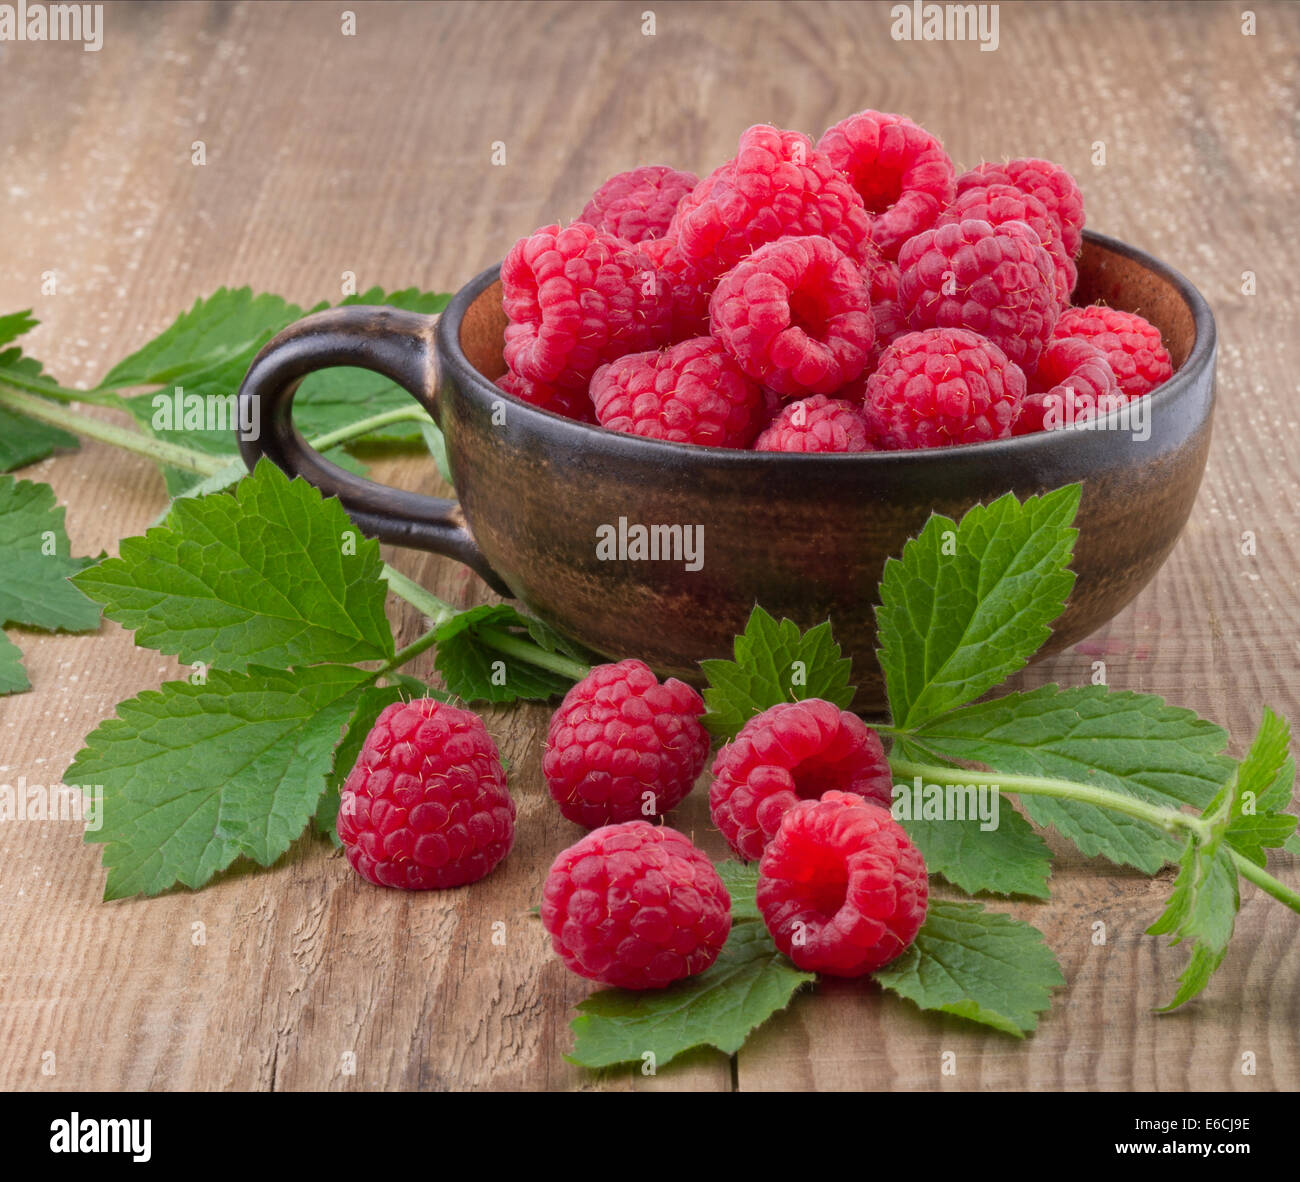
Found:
<box><xmin>498</xmin><ymin>108</ymin><xmax>1174</xmax><ymax>451</ymax></box>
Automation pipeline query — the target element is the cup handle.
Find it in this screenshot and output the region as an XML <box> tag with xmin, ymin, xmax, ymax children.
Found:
<box><xmin>236</xmin><ymin>305</ymin><xmax>510</xmax><ymax>595</ymax></box>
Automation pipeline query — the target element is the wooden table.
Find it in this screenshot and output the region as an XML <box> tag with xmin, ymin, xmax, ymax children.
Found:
<box><xmin>2</xmin><ymin>0</ymin><xmax>1297</xmax><ymax>1091</ymax></box>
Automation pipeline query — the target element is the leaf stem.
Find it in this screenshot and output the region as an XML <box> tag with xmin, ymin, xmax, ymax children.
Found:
<box><xmin>307</xmin><ymin>406</ymin><xmax>432</xmax><ymax>452</ymax></box>
<box><xmin>381</xmin><ymin>565</ymin><xmax>459</xmax><ymax>626</ymax></box>
<box><xmin>380</xmin><ymin>626</ymin><xmax>442</xmax><ymax>674</ymax></box>
<box><xmin>1231</xmin><ymin>850</ymin><xmax>1300</xmax><ymax>914</ymax></box>
<box><xmin>474</xmin><ymin>625</ymin><xmax>592</xmax><ymax>682</ymax></box>
<box><xmin>0</xmin><ymin>366</ymin><xmax>124</xmax><ymax>408</ymax></box>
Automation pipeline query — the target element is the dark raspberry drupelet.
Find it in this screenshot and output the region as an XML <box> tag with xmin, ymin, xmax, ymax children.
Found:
<box><xmin>1052</xmin><ymin>305</ymin><xmax>1173</xmax><ymax>399</ymax></box>
<box><xmin>1016</xmin><ymin>336</ymin><xmax>1124</xmax><ymax>435</ymax></box>
<box><xmin>497</xmin><ymin>369</ymin><xmax>596</xmax><ymax>424</ymax></box>
<box><xmin>543</xmin><ymin>659</ymin><xmax>709</xmax><ymax>829</ymax></box>
<box><xmin>580</xmin><ymin>164</ymin><xmax>700</xmax><ymax>244</ymax></box>
<box><xmin>540</xmin><ymin>821</ymin><xmax>732</xmax><ymax>989</ymax></box>
<box><xmin>863</xmin><ymin>327</ymin><xmax>1028</xmax><ymax>449</ymax></box>
<box><xmin>956</xmin><ymin>158</ymin><xmax>1086</xmax><ymax>258</ymax></box>
<box><xmin>501</xmin><ymin>222</ymin><xmax>672</xmax><ymax>392</ymax></box>
<box><xmin>338</xmin><ymin>698</ymin><xmax>515</xmax><ymax>890</ymax></box>
<box><xmin>709</xmin><ymin>699</ymin><xmax>894</xmax><ymax>862</ymax></box>
<box><xmin>757</xmin><ymin>791</ymin><xmax>928</xmax><ymax>977</ymax></box>
<box><xmin>709</xmin><ymin>235</ymin><xmax>875</xmax><ymax>397</ymax></box>
<box><xmin>591</xmin><ymin>336</ymin><xmax>766</xmax><ymax>447</ymax></box>
<box><xmin>754</xmin><ymin>394</ymin><xmax>875</xmax><ymax>453</ymax></box>
<box><xmin>817</xmin><ymin>109</ymin><xmax>956</xmax><ymax>260</ymax></box>
<box><xmin>898</xmin><ymin>217</ymin><xmax>1059</xmax><ymax>371</ymax></box>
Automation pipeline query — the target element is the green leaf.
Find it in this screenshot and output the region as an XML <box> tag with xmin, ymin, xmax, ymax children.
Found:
<box><xmin>433</xmin><ymin>604</ymin><xmax>585</xmax><ymax>703</ymax></box>
<box><xmin>0</xmin><ymin>475</ymin><xmax>101</xmax><ymax>633</ymax></box>
<box><xmin>877</xmin><ymin>485</ymin><xmax>1080</xmax><ymax>729</ymax></box>
<box><xmin>909</xmin><ymin>684</ymin><xmax>1234</xmax><ymax>873</ymax></box>
<box><xmin>0</xmin><ymin>310</ymin><xmax>39</xmax><ymax>348</ymax></box>
<box><xmin>68</xmin><ymin>663</ymin><xmax>373</xmax><ymax>899</ymax></box>
<box><xmin>72</xmin><ymin>459</ymin><xmax>393</xmax><ymax>672</ymax></box>
<box><xmin>314</xmin><ymin>683</ymin><xmax>410</xmax><ymax>844</ymax></box>
<box><xmin>566</xmin><ymin>922</ymin><xmax>814</xmax><ymax>1069</ymax></box>
<box><xmin>0</xmin><ymin>349</ymin><xmax>81</xmax><ymax>471</ymax></box>
<box><xmin>1225</xmin><ymin>707</ymin><xmax>1296</xmax><ymax>866</ymax></box>
<box><xmin>0</xmin><ymin>631</ymin><xmax>30</xmax><ymax>694</ymax></box>
<box><xmin>897</xmin><ymin>805</ymin><xmax>1052</xmax><ymax>900</ymax></box>
<box><xmin>715</xmin><ymin>860</ymin><xmax>761</xmax><ymax>921</ymax></box>
<box><xmin>700</xmin><ymin>606</ymin><xmax>855</xmax><ymax>740</ymax></box>
<box><xmin>872</xmin><ymin>900</ymin><xmax>1064</xmax><ymax>1036</ymax></box>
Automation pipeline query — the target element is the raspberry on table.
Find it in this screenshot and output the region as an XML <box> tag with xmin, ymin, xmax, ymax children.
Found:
<box><xmin>757</xmin><ymin>791</ymin><xmax>928</xmax><ymax>977</ymax></box>
<box><xmin>1016</xmin><ymin>336</ymin><xmax>1124</xmax><ymax>435</ymax></box>
<box><xmin>1052</xmin><ymin>304</ymin><xmax>1173</xmax><ymax>399</ymax></box>
<box><xmin>863</xmin><ymin>327</ymin><xmax>1028</xmax><ymax>449</ymax></box>
<box><xmin>497</xmin><ymin>369</ymin><xmax>596</xmax><ymax>424</ymax></box>
<box><xmin>709</xmin><ymin>235</ymin><xmax>875</xmax><ymax>397</ymax></box>
<box><xmin>956</xmin><ymin>157</ymin><xmax>1086</xmax><ymax>258</ymax></box>
<box><xmin>591</xmin><ymin>336</ymin><xmax>766</xmax><ymax>447</ymax></box>
<box><xmin>580</xmin><ymin>164</ymin><xmax>700</xmax><ymax>244</ymax></box>
<box><xmin>658</xmin><ymin>124</ymin><xmax>874</xmax><ymax>337</ymax></box>
<box><xmin>754</xmin><ymin>394</ymin><xmax>875</xmax><ymax>453</ymax></box>
<box><xmin>540</xmin><ymin>821</ymin><xmax>732</xmax><ymax>989</ymax></box>
<box><xmin>817</xmin><ymin>109</ymin><xmax>956</xmax><ymax>260</ymax></box>
<box><xmin>501</xmin><ymin>222</ymin><xmax>672</xmax><ymax>392</ymax></box>
<box><xmin>936</xmin><ymin>182</ymin><xmax>1076</xmax><ymax>307</ymax></box>
<box><xmin>337</xmin><ymin>698</ymin><xmax>515</xmax><ymax>890</ymax></box>
<box><xmin>708</xmin><ymin>699</ymin><xmax>893</xmax><ymax>862</ymax></box>
<box><xmin>543</xmin><ymin>659</ymin><xmax>709</xmax><ymax>829</ymax></box>
<box><xmin>898</xmin><ymin>217</ymin><xmax>1059</xmax><ymax>371</ymax></box>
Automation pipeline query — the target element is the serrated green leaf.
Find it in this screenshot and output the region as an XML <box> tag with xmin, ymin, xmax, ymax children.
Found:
<box><xmin>0</xmin><ymin>475</ymin><xmax>101</xmax><ymax>633</ymax></box>
<box><xmin>72</xmin><ymin>459</ymin><xmax>393</xmax><ymax>672</ymax></box>
<box><xmin>0</xmin><ymin>310</ymin><xmax>39</xmax><ymax>348</ymax></box>
<box><xmin>700</xmin><ymin>606</ymin><xmax>855</xmax><ymax>740</ymax></box>
<box><xmin>566</xmin><ymin>922</ymin><xmax>814</xmax><ymax>1068</ymax></box>
<box><xmin>872</xmin><ymin>900</ymin><xmax>1064</xmax><ymax>1036</ymax></box>
<box><xmin>0</xmin><ymin>349</ymin><xmax>81</xmax><ymax>471</ymax></box>
<box><xmin>433</xmin><ymin>603</ymin><xmax>585</xmax><ymax>703</ymax></box>
<box><xmin>877</xmin><ymin>485</ymin><xmax>1080</xmax><ymax>729</ymax></box>
<box><xmin>0</xmin><ymin>631</ymin><xmax>30</xmax><ymax>694</ymax></box>
<box><xmin>68</xmin><ymin>663</ymin><xmax>373</xmax><ymax>898</ymax></box>
<box><xmin>715</xmin><ymin>860</ymin><xmax>761</xmax><ymax>921</ymax></box>
<box><xmin>1225</xmin><ymin>707</ymin><xmax>1296</xmax><ymax>866</ymax></box>
<box><xmin>909</xmin><ymin>684</ymin><xmax>1234</xmax><ymax>873</ymax></box>
<box><xmin>898</xmin><ymin>805</ymin><xmax>1052</xmax><ymax>900</ymax></box>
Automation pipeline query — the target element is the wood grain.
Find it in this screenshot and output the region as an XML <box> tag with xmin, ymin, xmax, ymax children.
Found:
<box><xmin>0</xmin><ymin>0</ymin><xmax>1297</xmax><ymax>1091</ymax></box>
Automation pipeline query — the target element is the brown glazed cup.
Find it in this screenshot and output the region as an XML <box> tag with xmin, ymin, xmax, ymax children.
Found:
<box><xmin>236</xmin><ymin>230</ymin><xmax>1215</xmax><ymax>713</ymax></box>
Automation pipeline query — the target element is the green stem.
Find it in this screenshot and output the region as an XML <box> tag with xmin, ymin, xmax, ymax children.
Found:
<box><xmin>0</xmin><ymin>386</ymin><xmax>225</xmax><ymax>475</ymax></box>
<box><xmin>0</xmin><ymin>366</ymin><xmax>124</xmax><ymax>408</ymax></box>
<box><xmin>307</xmin><ymin>406</ymin><xmax>431</xmax><ymax>452</ymax></box>
<box><xmin>380</xmin><ymin>625</ymin><xmax>442</xmax><ymax>674</ymax></box>
<box><xmin>381</xmin><ymin>565</ymin><xmax>459</xmax><ymax>626</ymax></box>
<box><xmin>474</xmin><ymin>626</ymin><xmax>592</xmax><ymax>682</ymax></box>
<box><xmin>1231</xmin><ymin>851</ymin><xmax>1300</xmax><ymax>914</ymax></box>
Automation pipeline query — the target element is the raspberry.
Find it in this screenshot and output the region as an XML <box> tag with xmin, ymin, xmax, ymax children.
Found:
<box><xmin>540</xmin><ymin>821</ymin><xmax>732</xmax><ymax>989</ymax></box>
<box><xmin>497</xmin><ymin>369</ymin><xmax>596</xmax><ymax>424</ymax></box>
<box><xmin>591</xmin><ymin>336</ymin><xmax>765</xmax><ymax>447</ymax></box>
<box><xmin>580</xmin><ymin>165</ymin><xmax>700</xmax><ymax>244</ymax></box>
<box><xmin>709</xmin><ymin>235</ymin><xmax>875</xmax><ymax>397</ymax></box>
<box><xmin>337</xmin><ymin>698</ymin><xmax>514</xmax><ymax>890</ymax></box>
<box><xmin>757</xmin><ymin>791</ymin><xmax>928</xmax><ymax>977</ymax></box>
<box><xmin>659</xmin><ymin>124</ymin><xmax>874</xmax><ymax>337</ymax></box>
<box><xmin>708</xmin><ymin>699</ymin><xmax>893</xmax><ymax>862</ymax></box>
<box><xmin>956</xmin><ymin>158</ymin><xmax>1085</xmax><ymax>258</ymax></box>
<box><xmin>1052</xmin><ymin>305</ymin><xmax>1173</xmax><ymax>399</ymax></box>
<box><xmin>936</xmin><ymin>183</ymin><xmax>1076</xmax><ymax>307</ymax></box>
<box><xmin>898</xmin><ymin>217</ymin><xmax>1059</xmax><ymax>371</ymax></box>
<box><xmin>754</xmin><ymin>394</ymin><xmax>875</xmax><ymax>453</ymax></box>
<box><xmin>863</xmin><ymin>327</ymin><xmax>1027</xmax><ymax>449</ymax></box>
<box><xmin>1016</xmin><ymin>336</ymin><xmax>1124</xmax><ymax>435</ymax></box>
<box><xmin>501</xmin><ymin>222</ymin><xmax>672</xmax><ymax>391</ymax></box>
<box><xmin>817</xmin><ymin>109</ymin><xmax>956</xmax><ymax>260</ymax></box>
<box><xmin>543</xmin><ymin>660</ymin><xmax>709</xmax><ymax>828</ymax></box>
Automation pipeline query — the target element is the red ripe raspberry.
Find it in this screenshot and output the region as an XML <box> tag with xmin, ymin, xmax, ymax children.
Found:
<box><xmin>543</xmin><ymin>659</ymin><xmax>709</xmax><ymax>829</ymax></box>
<box><xmin>709</xmin><ymin>235</ymin><xmax>875</xmax><ymax>397</ymax></box>
<box><xmin>540</xmin><ymin>821</ymin><xmax>732</xmax><ymax>989</ymax></box>
<box><xmin>754</xmin><ymin>395</ymin><xmax>875</xmax><ymax>453</ymax></box>
<box><xmin>898</xmin><ymin>217</ymin><xmax>1059</xmax><ymax>371</ymax></box>
<box><xmin>1016</xmin><ymin>336</ymin><xmax>1124</xmax><ymax>435</ymax></box>
<box><xmin>864</xmin><ymin>327</ymin><xmax>1028</xmax><ymax>449</ymax></box>
<box><xmin>957</xmin><ymin>158</ymin><xmax>1086</xmax><ymax>258</ymax></box>
<box><xmin>817</xmin><ymin>109</ymin><xmax>956</xmax><ymax>260</ymax></box>
<box><xmin>757</xmin><ymin>791</ymin><xmax>928</xmax><ymax>977</ymax></box>
<box><xmin>338</xmin><ymin>698</ymin><xmax>514</xmax><ymax>890</ymax></box>
<box><xmin>497</xmin><ymin>369</ymin><xmax>596</xmax><ymax>424</ymax></box>
<box><xmin>708</xmin><ymin>699</ymin><xmax>893</xmax><ymax>862</ymax></box>
<box><xmin>936</xmin><ymin>183</ymin><xmax>1076</xmax><ymax>307</ymax></box>
<box><xmin>659</xmin><ymin>124</ymin><xmax>874</xmax><ymax>337</ymax></box>
<box><xmin>580</xmin><ymin>165</ymin><xmax>700</xmax><ymax>244</ymax></box>
<box><xmin>1052</xmin><ymin>305</ymin><xmax>1173</xmax><ymax>399</ymax></box>
<box><xmin>591</xmin><ymin>336</ymin><xmax>765</xmax><ymax>447</ymax></box>
<box><xmin>501</xmin><ymin>222</ymin><xmax>672</xmax><ymax>391</ymax></box>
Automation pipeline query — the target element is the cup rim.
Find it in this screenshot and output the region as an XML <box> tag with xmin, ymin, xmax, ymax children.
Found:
<box><xmin>434</xmin><ymin>228</ymin><xmax>1216</xmax><ymax>465</ymax></box>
